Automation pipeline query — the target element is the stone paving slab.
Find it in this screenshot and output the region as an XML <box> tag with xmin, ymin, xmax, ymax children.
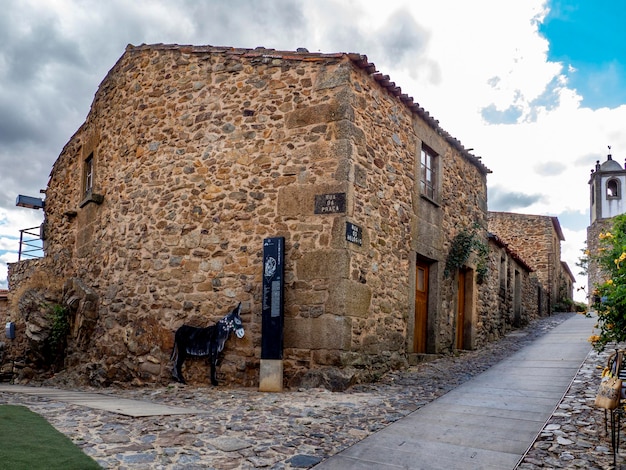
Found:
<box><xmin>421</xmin><ymin>401</ymin><xmax>550</xmax><ymax>423</ymax></box>
<box><xmin>319</xmin><ymin>440</ymin><xmax>520</xmax><ymax>470</ymax></box>
<box><xmin>405</xmin><ymin>410</ymin><xmax>542</xmax><ymax>434</ymax></box>
<box><xmin>460</xmin><ymin>385</ymin><xmax>566</xmax><ymax>400</ymax></box>
<box><xmin>313</xmin><ymin>312</ymin><xmax>596</xmax><ymax>470</ymax></box>
<box><xmin>0</xmin><ymin>384</ymin><xmax>210</xmax><ymax>417</ymax></box>
<box><xmin>377</xmin><ymin>420</ymin><xmax>532</xmax><ymax>454</ymax></box>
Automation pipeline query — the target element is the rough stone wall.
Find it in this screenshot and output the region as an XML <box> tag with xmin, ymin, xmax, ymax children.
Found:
<box><xmin>4</xmin><ymin>46</ymin><xmax>413</xmax><ymax>387</ymax></box>
<box><xmin>5</xmin><ymin>259</ymin><xmax>67</xmax><ymax>378</ymax></box>
<box><xmin>558</xmin><ymin>262</ymin><xmax>575</xmax><ymax>308</ymax></box>
<box><xmin>478</xmin><ymin>238</ymin><xmax>543</xmax><ymax>346</ymax></box>
<box><xmin>291</xmin><ymin>62</ymin><xmax>416</xmax><ymax>380</ymax></box>
<box><xmin>0</xmin><ymin>290</ymin><xmax>7</xmax><ymax>320</ymax></box>
<box><xmin>347</xmin><ymin>62</ymin><xmax>490</xmax><ymax>356</ymax></box>
<box><xmin>587</xmin><ymin>219</ymin><xmax>612</xmax><ymax>302</ymax></box>
<box><xmin>488</xmin><ymin>212</ymin><xmax>565</xmax><ymax>311</ymax></box>
<box><xmin>479</xmin><ymin>241</ymin><xmax>513</xmax><ymax>343</ymax></box>
<box><xmin>0</xmin><ymin>288</ymin><xmax>7</xmax><ymax>369</ymax></box>
<box><xmin>5</xmin><ymin>44</ymin><xmax>493</xmax><ymax>388</ymax></box>
<box><xmin>436</xmin><ymin>144</ymin><xmax>489</xmax><ymax>352</ymax></box>
<box><xmin>521</xmin><ymin>273</ymin><xmax>542</xmax><ymax>321</ymax></box>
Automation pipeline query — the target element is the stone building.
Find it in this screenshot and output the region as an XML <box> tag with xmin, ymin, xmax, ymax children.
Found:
<box><xmin>587</xmin><ymin>152</ymin><xmax>626</xmax><ymax>297</ymax></box>
<box><xmin>479</xmin><ymin>234</ymin><xmax>540</xmax><ymax>341</ymax></box>
<box><xmin>0</xmin><ymin>289</ymin><xmax>8</xmax><ymax>377</ymax></box>
<box><xmin>0</xmin><ymin>290</ymin><xmax>7</xmax><ymax>319</ymax></box>
<box><xmin>488</xmin><ymin>211</ymin><xmax>572</xmax><ymax>312</ymax></box>
<box><xmin>5</xmin><ymin>44</ymin><xmax>562</xmax><ymax>389</ymax></box>
<box><xmin>561</xmin><ymin>261</ymin><xmax>575</xmax><ymax>304</ymax></box>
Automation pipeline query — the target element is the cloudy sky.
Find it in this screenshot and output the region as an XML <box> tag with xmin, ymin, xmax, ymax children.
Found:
<box><xmin>1</xmin><ymin>0</ymin><xmax>624</xmax><ymax>302</ymax></box>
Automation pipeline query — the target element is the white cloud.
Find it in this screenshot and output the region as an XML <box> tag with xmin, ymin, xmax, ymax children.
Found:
<box><xmin>562</xmin><ymin>227</ymin><xmax>588</xmax><ymax>302</ymax></box>
<box><xmin>0</xmin><ymin>206</ymin><xmax>42</xmax><ymax>289</ymax></box>
<box><xmin>0</xmin><ymin>249</ymin><xmax>19</xmax><ymax>289</ymax></box>
<box><xmin>1</xmin><ymin>0</ymin><xmax>623</xmax><ymax>303</ymax></box>
<box><xmin>0</xmin><ymin>208</ymin><xmax>43</xmax><ymax>239</ymax></box>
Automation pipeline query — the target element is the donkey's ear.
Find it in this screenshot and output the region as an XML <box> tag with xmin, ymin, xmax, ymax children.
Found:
<box><xmin>236</xmin><ymin>302</ymin><xmax>242</xmax><ymax>313</ymax></box>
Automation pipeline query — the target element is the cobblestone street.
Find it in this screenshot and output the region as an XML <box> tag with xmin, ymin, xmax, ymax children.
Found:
<box><xmin>0</xmin><ymin>312</ymin><xmax>619</xmax><ymax>469</ymax></box>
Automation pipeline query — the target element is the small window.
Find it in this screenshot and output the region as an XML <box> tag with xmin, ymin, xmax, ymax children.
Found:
<box><xmin>417</xmin><ymin>267</ymin><xmax>425</xmax><ymax>292</ymax></box>
<box><xmin>420</xmin><ymin>146</ymin><xmax>437</xmax><ymax>199</ymax></box>
<box><xmin>499</xmin><ymin>256</ymin><xmax>506</xmax><ymax>289</ymax></box>
<box><xmin>591</xmin><ymin>183</ymin><xmax>595</xmax><ymax>205</ymax></box>
<box><xmin>607</xmin><ymin>179</ymin><xmax>620</xmax><ymax>199</ymax></box>
<box><xmin>84</xmin><ymin>153</ymin><xmax>93</xmax><ymax>196</ymax></box>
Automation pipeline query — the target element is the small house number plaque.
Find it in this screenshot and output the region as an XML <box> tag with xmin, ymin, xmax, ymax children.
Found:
<box><xmin>314</xmin><ymin>193</ymin><xmax>346</xmax><ymax>214</ymax></box>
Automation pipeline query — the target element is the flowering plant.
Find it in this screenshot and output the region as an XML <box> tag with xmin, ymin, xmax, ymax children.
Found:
<box><xmin>591</xmin><ymin>214</ymin><xmax>626</xmax><ymax>351</ymax></box>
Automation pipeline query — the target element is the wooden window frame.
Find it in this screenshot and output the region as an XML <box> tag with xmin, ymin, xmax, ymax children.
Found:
<box><xmin>83</xmin><ymin>152</ymin><xmax>94</xmax><ymax>197</ymax></box>
<box><xmin>420</xmin><ymin>145</ymin><xmax>437</xmax><ymax>201</ymax></box>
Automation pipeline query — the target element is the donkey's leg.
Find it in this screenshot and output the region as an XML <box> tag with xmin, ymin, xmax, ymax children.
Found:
<box><xmin>171</xmin><ymin>343</ymin><xmax>180</xmax><ymax>381</ymax></box>
<box><xmin>210</xmin><ymin>352</ymin><xmax>219</xmax><ymax>386</ymax></box>
<box><xmin>173</xmin><ymin>347</ymin><xmax>187</xmax><ymax>384</ymax></box>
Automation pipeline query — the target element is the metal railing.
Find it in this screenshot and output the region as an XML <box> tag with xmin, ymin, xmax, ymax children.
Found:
<box><xmin>18</xmin><ymin>226</ymin><xmax>44</xmax><ymax>261</ymax></box>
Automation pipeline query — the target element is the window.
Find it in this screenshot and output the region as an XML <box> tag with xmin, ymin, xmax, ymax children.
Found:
<box><xmin>83</xmin><ymin>153</ymin><xmax>93</xmax><ymax>196</ymax></box>
<box><xmin>591</xmin><ymin>183</ymin><xmax>595</xmax><ymax>205</ymax></box>
<box><xmin>420</xmin><ymin>146</ymin><xmax>437</xmax><ymax>199</ymax></box>
<box><xmin>79</xmin><ymin>150</ymin><xmax>104</xmax><ymax>207</ymax></box>
<box><xmin>499</xmin><ymin>256</ymin><xmax>506</xmax><ymax>291</ymax></box>
<box><xmin>607</xmin><ymin>179</ymin><xmax>620</xmax><ymax>198</ymax></box>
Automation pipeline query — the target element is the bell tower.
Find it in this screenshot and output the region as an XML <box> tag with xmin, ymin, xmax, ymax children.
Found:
<box><xmin>590</xmin><ymin>147</ymin><xmax>626</xmax><ymax>224</ymax></box>
<box><xmin>587</xmin><ymin>148</ymin><xmax>626</xmax><ymax>298</ymax></box>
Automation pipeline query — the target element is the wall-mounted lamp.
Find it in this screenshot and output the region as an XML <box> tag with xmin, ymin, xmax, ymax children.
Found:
<box><xmin>16</xmin><ymin>195</ymin><xmax>44</xmax><ymax>210</ymax></box>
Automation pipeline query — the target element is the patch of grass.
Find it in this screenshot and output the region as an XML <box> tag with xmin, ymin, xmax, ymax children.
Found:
<box><xmin>0</xmin><ymin>405</ymin><xmax>101</xmax><ymax>469</ymax></box>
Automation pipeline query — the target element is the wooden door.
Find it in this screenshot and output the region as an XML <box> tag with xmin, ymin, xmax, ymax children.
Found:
<box><xmin>414</xmin><ymin>260</ymin><xmax>429</xmax><ymax>353</ymax></box>
<box><xmin>456</xmin><ymin>270</ymin><xmax>466</xmax><ymax>349</ymax></box>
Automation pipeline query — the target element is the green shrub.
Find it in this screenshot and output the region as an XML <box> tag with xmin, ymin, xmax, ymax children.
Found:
<box><xmin>589</xmin><ymin>214</ymin><xmax>626</xmax><ymax>351</ymax></box>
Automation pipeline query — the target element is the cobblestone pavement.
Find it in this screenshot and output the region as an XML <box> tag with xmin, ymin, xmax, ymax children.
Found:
<box><xmin>0</xmin><ymin>312</ymin><xmax>619</xmax><ymax>469</ymax></box>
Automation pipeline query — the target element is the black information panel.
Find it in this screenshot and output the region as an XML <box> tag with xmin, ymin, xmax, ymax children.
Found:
<box><xmin>262</xmin><ymin>237</ymin><xmax>285</xmax><ymax>360</ymax></box>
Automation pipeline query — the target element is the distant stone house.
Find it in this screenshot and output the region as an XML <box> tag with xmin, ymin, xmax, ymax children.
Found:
<box><xmin>561</xmin><ymin>262</ymin><xmax>575</xmax><ymax>303</ymax></box>
<box><xmin>0</xmin><ymin>289</ymin><xmax>7</xmax><ymax>373</ymax></box>
<box><xmin>5</xmin><ymin>44</ymin><xmax>558</xmax><ymax>389</ymax></box>
<box><xmin>488</xmin><ymin>211</ymin><xmax>573</xmax><ymax>312</ymax></box>
<box><xmin>480</xmin><ymin>234</ymin><xmax>540</xmax><ymax>341</ymax></box>
<box><xmin>0</xmin><ymin>290</ymin><xmax>7</xmax><ymax>318</ymax></box>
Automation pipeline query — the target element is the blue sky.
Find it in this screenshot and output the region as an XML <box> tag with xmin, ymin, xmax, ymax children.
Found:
<box><xmin>539</xmin><ymin>1</ymin><xmax>626</xmax><ymax>109</ymax></box>
<box><xmin>1</xmin><ymin>0</ymin><xmax>626</xmax><ymax>302</ymax></box>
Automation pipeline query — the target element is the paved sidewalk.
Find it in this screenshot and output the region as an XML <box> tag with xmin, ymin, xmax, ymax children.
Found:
<box><xmin>0</xmin><ymin>384</ymin><xmax>211</xmax><ymax>417</ymax></box>
<box><xmin>313</xmin><ymin>313</ymin><xmax>596</xmax><ymax>470</ymax></box>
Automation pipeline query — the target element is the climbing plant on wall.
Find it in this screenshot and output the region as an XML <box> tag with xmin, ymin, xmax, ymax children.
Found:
<box><xmin>444</xmin><ymin>224</ymin><xmax>489</xmax><ymax>283</ymax></box>
<box><xmin>45</xmin><ymin>303</ymin><xmax>70</xmax><ymax>366</ymax></box>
